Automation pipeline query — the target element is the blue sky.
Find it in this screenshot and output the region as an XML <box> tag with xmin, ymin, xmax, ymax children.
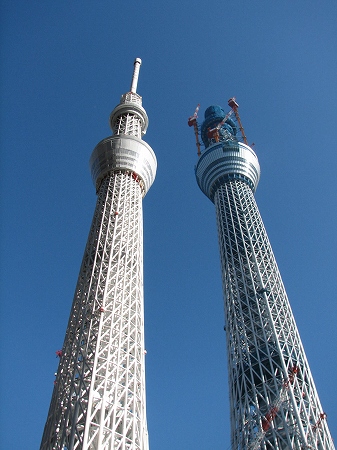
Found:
<box><xmin>1</xmin><ymin>1</ymin><xmax>336</xmax><ymax>448</ymax></box>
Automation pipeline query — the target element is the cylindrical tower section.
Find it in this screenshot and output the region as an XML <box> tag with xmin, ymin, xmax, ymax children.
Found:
<box><xmin>90</xmin><ymin>134</ymin><xmax>156</xmax><ymax>196</ymax></box>
<box><xmin>194</xmin><ymin>104</ymin><xmax>335</xmax><ymax>450</ymax></box>
<box><xmin>195</xmin><ymin>140</ymin><xmax>260</xmax><ymax>202</ymax></box>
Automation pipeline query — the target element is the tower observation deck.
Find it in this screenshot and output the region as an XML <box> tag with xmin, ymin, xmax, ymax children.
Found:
<box><xmin>41</xmin><ymin>58</ymin><xmax>156</xmax><ymax>450</ymax></box>
<box><xmin>193</xmin><ymin>103</ymin><xmax>335</xmax><ymax>449</ymax></box>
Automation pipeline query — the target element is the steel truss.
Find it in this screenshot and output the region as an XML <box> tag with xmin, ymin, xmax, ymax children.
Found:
<box><xmin>41</xmin><ymin>171</ymin><xmax>148</xmax><ymax>450</ymax></box>
<box><xmin>112</xmin><ymin>113</ymin><xmax>142</xmax><ymax>138</ymax></box>
<box><xmin>215</xmin><ymin>180</ymin><xmax>334</xmax><ymax>450</ymax></box>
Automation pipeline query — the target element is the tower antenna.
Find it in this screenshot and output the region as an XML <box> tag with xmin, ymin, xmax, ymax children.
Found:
<box><xmin>130</xmin><ymin>57</ymin><xmax>142</xmax><ymax>93</ymax></box>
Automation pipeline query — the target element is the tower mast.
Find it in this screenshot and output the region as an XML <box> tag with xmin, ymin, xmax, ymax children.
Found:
<box><xmin>41</xmin><ymin>58</ymin><xmax>156</xmax><ymax>450</ymax></box>
<box><xmin>192</xmin><ymin>102</ymin><xmax>335</xmax><ymax>449</ymax></box>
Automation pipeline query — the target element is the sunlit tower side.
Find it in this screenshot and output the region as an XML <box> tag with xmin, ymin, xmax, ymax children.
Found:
<box><xmin>190</xmin><ymin>100</ymin><xmax>335</xmax><ymax>449</ymax></box>
<box><xmin>41</xmin><ymin>58</ymin><xmax>156</xmax><ymax>450</ymax></box>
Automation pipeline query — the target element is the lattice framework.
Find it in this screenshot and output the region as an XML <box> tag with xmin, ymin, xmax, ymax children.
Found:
<box><xmin>41</xmin><ymin>171</ymin><xmax>148</xmax><ymax>450</ymax></box>
<box><xmin>214</xmin><ymin>180</ymin><xmax>334</xmax><ymax>450</ymax></box>
<box><xmin>112</xmin><ymin>114</ymin><xmax>142</xmax><ymax>138</ymax></box>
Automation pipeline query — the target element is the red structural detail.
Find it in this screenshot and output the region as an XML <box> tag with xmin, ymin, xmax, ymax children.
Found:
<box><xmin>228</xmin><ymin>97</ymin><xmax>239</xmax><ymax>110</ymax></box>
<box><xmin>207</xmin><ymin>110</ymin><xmax>233</xmax><ymax>143</ymax></box>
<box><xmin>187</xmin><ymin>104</ymin><xmax>201</xmax><ymax>157</ymax></box>
<box><xmin>312</xmin><ymin>412</ymin><xmax>327</xmax><ymax>432</ymax></box>
<box><xmin>286</xmin><ymin>365</ymin><xmax>299</xmax><ymax>386</ymax></box>
<box><xmin>262</xmin><ymin>407</ymin><xmax>279</xmax><ymax>431</ymax></box>
<box><xmin>187</xmin><ymin>104</ymin><xmax>200</xmax><ymax>127</ymax></box>
<box><xmin>260</xmin><ymin>366</ymin><xmax>299</xmax><ymax>434</ymax></box>
<box><xmin>228</xmin><ymin>97</ymin><xmax>248</xmax><ymax>145</ymax></box>
<box><xmin>55</xmin><ymin>350</ymin><xmax>62</xmax><ymax>358</ymax></box>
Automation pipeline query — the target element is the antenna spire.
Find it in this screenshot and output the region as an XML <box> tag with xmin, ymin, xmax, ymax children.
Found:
<box><xmin>130</xmin><ymin>57</ymin><xmax>142</xmax><ymax>93</ymax></box>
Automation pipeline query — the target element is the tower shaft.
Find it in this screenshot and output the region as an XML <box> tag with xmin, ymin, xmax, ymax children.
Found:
<box><xmin>41</xmin><ymin>59</ymin><xmax>156</xmax><ymax>450</ymax></box>
<box><xmin>215</xmin><ymin>179</ymin><xmax>334</xmax><ymax>449</ymax></box>
<box><xmin>194</xmin><ymin>103</ymin><xmax>335</xmax><ymax>450</ymax></box>
<box><xmin>41</xmin><ymin>172</ymin><xmax>148</xmax><ymax>450</ymax></box>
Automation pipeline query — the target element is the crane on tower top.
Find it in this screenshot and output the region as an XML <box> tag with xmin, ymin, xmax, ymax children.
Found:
<box><xmin>228</xmin><ymin>97</ymin><xmax>248</xmax><ymax>145</ymax></box>
<box><xmin>207</xmin><ymin>109</ymin><xmax>234</xmax><ymax>143</ymax></box>
<box><xmin>188</xmin><ymin>98</ymin><xmax>250</xmax><ymax>154</ymax></box>
<box><xmin>188</xmin><ymin>104</ymin><xmax>201</xmax><ymax>156</ymax></box>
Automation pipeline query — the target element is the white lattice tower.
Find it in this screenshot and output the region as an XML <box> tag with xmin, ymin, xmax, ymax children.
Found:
<box><xmin>194</xmin><ymin>105</ymin><xmax>335</xmax><ymax>450</ymax></box>
<box><xmin>41</xmin><ymin>58</ymin><xmax>156</xmax><ymax>450</ymax></box>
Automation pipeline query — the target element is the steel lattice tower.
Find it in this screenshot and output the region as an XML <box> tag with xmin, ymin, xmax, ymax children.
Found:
<box><xmin>41</xmin><ymin>58</ymin><xmax>156</xmax><ymax>450</ymax></box>
<box><xmin>193</xmin><ymin>103</ymin><xmax>335</xmax><ymax>450</ymax></box>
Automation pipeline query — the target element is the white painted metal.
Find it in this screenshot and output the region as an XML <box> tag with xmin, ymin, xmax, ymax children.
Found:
<box><xmin>195</xmin><ymin>134</ymin><xmax>335</xmax><ymax>449</ymax></box>
<box><xmin>41</xmin><ymin>59</ymin><xmax>155</xmax><ymax>450</ymax></box>
<box><xmin>130</xmin><ymin>58</ymin><xmax>142</xmax><ymax>93</ymax></box>
<box><xmin>90</xmin><ymin>135</ymin><xmax>156</xmax><ymax>196</ymax></box>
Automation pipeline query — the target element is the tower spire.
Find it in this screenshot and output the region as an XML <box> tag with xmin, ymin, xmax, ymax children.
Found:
<box><xmin>109</xmin><ymin>58</ymin><xmax>149</xmax><ymax>139</ymax></box>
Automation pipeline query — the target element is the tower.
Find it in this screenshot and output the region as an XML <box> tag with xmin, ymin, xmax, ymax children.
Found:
<box><xmin>192</xmin><ymin>101</ymin><xmax>335</xmax><ymax>449</ymax></box>
<box><xmin>41</xmin><ymin>58</ymin><xmax>156</xmax><ymax>450</ymax></box>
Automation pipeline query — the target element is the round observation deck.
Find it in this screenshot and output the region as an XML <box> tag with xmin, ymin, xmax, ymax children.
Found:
<box><xmin>195</xmin><ymin>141</ymin><xmax>260</xmax><ymax>203</ymax></box>
<box><xmin>90</xmin><ymin>134</ymin><xmax>157</xmax><ymax>196</ymax></box>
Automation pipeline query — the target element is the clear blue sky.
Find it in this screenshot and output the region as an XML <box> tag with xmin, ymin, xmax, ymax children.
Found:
<box><xmin>1</xmin><ymin>1</ymin><xmax>336</xmax><ymax>448</ymax></box>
